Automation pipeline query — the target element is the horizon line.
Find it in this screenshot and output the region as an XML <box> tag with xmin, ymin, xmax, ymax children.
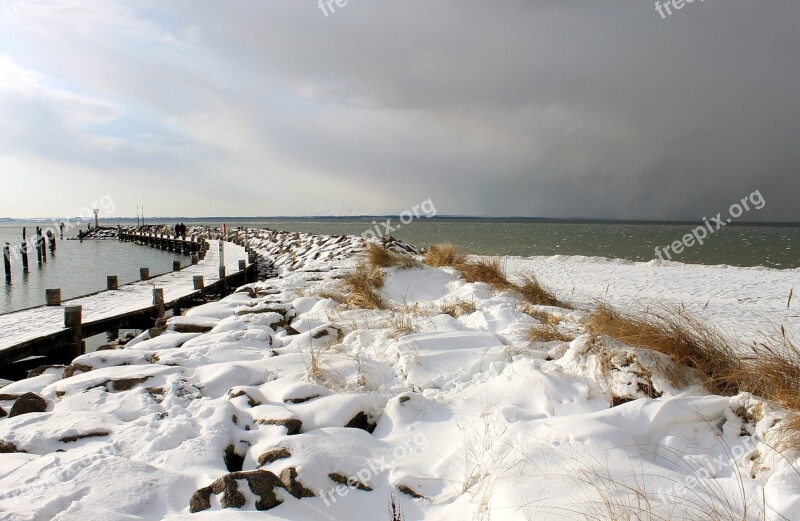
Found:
<box><xmin>1</xmin><ymin>216</ymin><xmax>799</xmax><ymax>225</ymax></box>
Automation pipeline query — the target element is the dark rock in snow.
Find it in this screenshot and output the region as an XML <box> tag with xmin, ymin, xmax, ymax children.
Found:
<box><xmin>397</xmin><ymin>484</ymin><xmax>428</xmax><ymax>499</ymax></box>
<box><xmin>256</xmin><ymin>418</ymin><xmax>302</xmax><ymax>435</ymax></box>
<box><xmin>9</xmin><ymin>393</ymin><xmax>48</xmax><ymax>417</ymax></box>
<box><xmin>190</xmin><ymin>470</ymin><xmax>286</xmax><ymax>513</ymax></box>
<box><xmin>280</xmin><ymin>468</ymin><xmax>315</xmax><ymax>498</ymax></box>
<box><xmin>59</xmin><ymin>431</ymin><xmax>110</xmax><ymax>443</ymax></box>
<box><xmin>27</xmin><ymin>364</ymin><xmax>66</xmax><ymax>378</ymax></box>
<box><xmin>329</xmin><ymin>473</ymin><xmax>373</xmax><ymax>492</ymax></box>
<box><xmin>228</xmin><ymin>390</ymin><xmax>261</xmax><ymax>407</ymax></box>
<box><xmin>0</xmin><ymin>440</ymin><xmax>25</xmax><ymax>453</ymax></box>
<box><xmin>224</xmin><ymin>444</ymin><xmax>245</xmax><ymax>473</ymax></box>
<box><xmin>257</xmin><ymin>448</ymin><xmax>292</xmax><ymax>467</ymax></box>
<box><xmin>345</xmin><ymin>411</ymin><xmax>377</xmax><ymax>433</ymax></box>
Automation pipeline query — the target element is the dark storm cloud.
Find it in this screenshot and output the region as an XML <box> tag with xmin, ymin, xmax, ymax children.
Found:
<box><xmin>0</xmin><ymin>0</ymin><xmax>797</xmax><ymax>220</ymax></box>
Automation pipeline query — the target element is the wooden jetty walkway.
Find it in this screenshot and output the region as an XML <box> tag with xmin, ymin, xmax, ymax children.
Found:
<box><xmin>0</xmin><ymin>239</ymin><xmax>255</xmax><ymax>367</ymax></box>
<box><xmin>118</xmin><ymin>229</ymin><xmax>206</xmax><ymax>254</ymax></box>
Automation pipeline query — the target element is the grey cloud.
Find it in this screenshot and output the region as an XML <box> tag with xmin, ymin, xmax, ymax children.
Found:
<box><xmin>0</xmin><ymin>0</ymin><xmax>797</xmax><ymax>220</ymax></box>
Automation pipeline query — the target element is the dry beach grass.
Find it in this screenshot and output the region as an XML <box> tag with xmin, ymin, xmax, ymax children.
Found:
<box><xmin>588</xmin><ymin>302</ymin><xmax>800</xmax><ymax>448</ymax></box>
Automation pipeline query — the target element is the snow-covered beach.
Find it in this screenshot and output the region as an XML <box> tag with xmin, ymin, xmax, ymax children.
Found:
<box><xmin>0</xmin><ymin>229</ymin><xmax>798</xmax><ymax>520</ymax></box>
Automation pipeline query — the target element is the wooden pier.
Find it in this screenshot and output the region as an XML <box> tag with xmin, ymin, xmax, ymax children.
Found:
<box><xmin>118</xmin><ymin>230</ymin><xmax>206</xmax><ymax>254</ymax></box>
<box><xmin>0</xmin><ymin>240</ymin><xmax>257</xmax><ymax>371</ymax></box>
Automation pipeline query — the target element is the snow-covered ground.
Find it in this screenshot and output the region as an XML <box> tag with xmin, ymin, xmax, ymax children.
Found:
<box><xmin>0</xmin><ymin>235</ymin><xmax>797</xmax><ymax>521</ymax></box>
<box><xmin>505</xmin><ymin>256</ymin><xmax>799</xmax><ymax>345</ymax></box>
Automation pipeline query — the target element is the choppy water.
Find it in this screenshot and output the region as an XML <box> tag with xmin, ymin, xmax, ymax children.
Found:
<box><xmin>2</xmin><ymin>218</ymin><xmax>798</xmax><ymax>314</ymax></box>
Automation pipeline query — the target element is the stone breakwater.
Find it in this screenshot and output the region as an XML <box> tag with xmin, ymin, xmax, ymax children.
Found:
<box><xmin>80</xmin><ymin>225</ymin><xmax>418</xmax><ymax>279</ymax></box>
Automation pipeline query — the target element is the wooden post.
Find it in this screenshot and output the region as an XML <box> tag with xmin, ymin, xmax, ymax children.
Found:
<box><xmin>218</xmin><ymin>241</ymin><xmax>225</xmax><ymax>269</ymax></box>
<box><xmin>153</xmin><ymin>288</ymin><xmax>165</xmax><ymax>318</ymax></box>
<box><xmin>238</xmin><ymin>259</ymin><xmax>246</xmax><ymax>272</ymax></box>
<box><xmin>193</xmin><ymin>275</ymin><xmax>204</xmax><ymax>290</ymax></box>
<box><xmin>191</xmin><ymin>255</ymin><xmax>199</xmax><ymax>265</ymax></box>
<box><xmin>140</xmin><ymin>268</ymin><xmax>150</xmax><ymax>281</ymax></box>
<box><xmin>35</xmin><ymin>227</ymin><xmax>43</xmax><ymax>265</ymax></box>
<box><xmin>219</xmin><ymin>266</ymin><xmax>226</xmax><ymax>279</ymax></box>
<box><xmin>173</xmin><ymin>260</ymin><xmax>182</xmax><ymax>272</ymax></box>
<box><xmin>48</xmin><ymin>230</ymin><xmax>56</xmax><ymax>252</ymax></box>
<box><xmin>248</xmin><ymin>253</ymin><xmax>257</xmax><ymax>265</ymax></box>
<box><xmin>107</xmin><ymin>276</ymin><xmax>119</xmax><ymax>290</ymax></box>
<box><xmin>46</xmin><ymin>288</ymin><xmax>61</xmax><ymax>306</ymax></box>
<box><xmin>65</xmin><ymin>306</ymin><xmax>83</xmax><ymax>358</ymax></box>
<box><xmin>3</xmin><ymin>242</ymin><xmax>10</xmax><ymax>281</ymax></box>
<box><xmin>21</xmin><ymin>228</ymin><xmax>28</xmax><ymax>271</ymax></box>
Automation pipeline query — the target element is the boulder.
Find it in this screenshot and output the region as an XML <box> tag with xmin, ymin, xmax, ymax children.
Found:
<box><xmin>280</xmin><ymin>468</ymin><xmax>315</xmax><ymax>498</ymax></box>
<box><xmin>256</xmin><ymin>418</ymin><xmax>302</xmax><ymax>435</ymax></box>
<box><xmin>190</xmin><ymin>470</ymin><xmax>286</xmax><ymax>513</ymax></box>
<box><xmin>257</xmin><ymin>448</ymin><xmax>292</xmax><ymax>467</ymax></box>
<box><xmin>9</xmin><ymin>393</ymin><xmax>48</xmax><ymax>417</ymax></box>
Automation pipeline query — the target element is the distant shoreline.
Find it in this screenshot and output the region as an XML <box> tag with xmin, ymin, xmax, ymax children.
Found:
<box><xmin>2</xmin><ymin>216</ymin><xmax>799</xmax><ymax>227</ymax></box>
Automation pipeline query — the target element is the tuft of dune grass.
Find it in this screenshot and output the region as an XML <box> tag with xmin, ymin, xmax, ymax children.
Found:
<box><xmin>342</xmin><ymin>262</ymin><xmax>387</xmax><ymax>310</ymax></box>
<box><xmin>440</xmin><ymin>300</ymin><xmax>477</xmax><ymax>318</ymax></box>
<box><xmin>454</xmin><ymin>258</ymin><xmax>515</xmax><ymax>291</ymax></box>
<box><xmin>422</xmin><ymin>243</ymin><xmax>572</xmax><ymax>309</ymax></box>
<box><xmin>781</xmin><ymin>413</ymin><xmax>800</xmax><ymax>452</ymax></box>
<box><xmin>516</xmin><ymin>273</ymin><xmax>571</xmax><ymax>309</ymax></box>
<box><xmin>588</xmin><ymin>303</ymin><xmax>800</xmax><ymax>429</ymax></box>
<box><xmin>738</xmin><ymin>337</ymin><xmax>800</xmax><ymax>412</ymax></box>
<box><xmin>587</xmin><ymin>304</ymin><xmax>741</xmax><ymax>393</ymax></box>
<box><xmin>423</xmin><ymin>243</ymin><xmax>466</xmax><ymax>268</ymax></box>
<box><xmin>528</xmin><ymin>322</ymin><xmax>573</xmax><ymax>343</ymax></box>
<box><xmin>365</xmin><ymin>243</ymin><xmax>420</xmax><ymax>270</ymax></box>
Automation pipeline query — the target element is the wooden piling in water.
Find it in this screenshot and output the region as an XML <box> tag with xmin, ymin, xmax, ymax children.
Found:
<box><xmin>107</xmin><ymin>276</ymin><xmax>119</xmax><ymax>290</ymax></box>
<box><xmin>21</xmin><ymin>228</ymin><xmax>28</xmax><ymax>271</ymax></box>
<box><xmin>65</xmin><ymin>305</ymin><xmax>84</xmax><ymax>359</ymax></box>
<box><xmin>3</xmin><ymin>242</ymin><xmax>10</xmax><ymax>281</ymax></box>
<box><xmin>46</xmin><ymin>289</ymin><xmax>61</xmax><ymax>306</ymax></box>
<box><xmin>35</xmin><ymin>228</ymin><xmax>43</xmax><ymax>265</ymax></box>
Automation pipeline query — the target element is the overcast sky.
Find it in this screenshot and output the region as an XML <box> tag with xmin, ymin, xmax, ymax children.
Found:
<box><xmin>0</xmin><ymin>1</ymin><xmax>797</xmax><ymax>220</ymax></box>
